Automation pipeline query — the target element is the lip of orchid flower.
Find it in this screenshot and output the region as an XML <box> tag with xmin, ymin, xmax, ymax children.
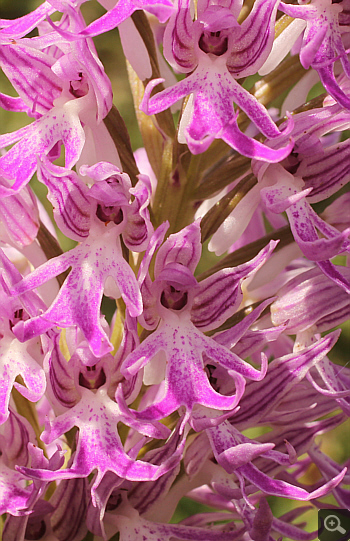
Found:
<box><xmin>0</xmin><ymin>410</ymin><xmax>63</xmax><ymax>518</ymax></box>
<box><xmin>15</xmin><ymin>384</ymin><xmax>176</xmax><ymax>501</ymax></box>
<box><xmin>0</xmin><ymin>251</ymin><xmax>48</xmax><ymax>426</ymax></box>
<box><xmin>204</xmin><ymin>412</ymin><xmax>348</xmax><ymax>506</ymax></box>
<box><xmin>210</xmin><ymin>445</ymin><xmax>347</xmax><ymax>508</ymax></box>
<box><xmin>85</xmin><ymin>422</ymin><xmax>190</xmax><ymax>538</ymax></box>
<box><xmin>141</xmin><ymin>75</ymin><xmax>294</xmax><ymax>161</ymax></box>
<box><xmin>0</xmin><ymin>327</ymin><xmax>47</xmax><ymax>425</ymax></box>
<box><xmin>260</xmin><ymin>174</ymin><xmax>350</xmax><ymax>263</ymax></box>
<box><xmin>248</xmin><ymin>151</ymin><xmax>350</xmax><ymax>293</ymax></box>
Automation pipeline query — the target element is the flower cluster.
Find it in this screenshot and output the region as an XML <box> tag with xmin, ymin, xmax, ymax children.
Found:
<box><xmin>0</xmin><ymin>0</ymin><xmax>349</xmax><ymax>539</ymax></box>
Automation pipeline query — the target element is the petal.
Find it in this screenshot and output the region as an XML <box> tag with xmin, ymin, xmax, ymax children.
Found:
<box><xmin>80</xmin><ymin>0</ymin><xmax>173</xmax><ymax>38</ymax></box>
<box><xmin>0</xmin><ymin>106</ymin><xmax>85</xmax><ymax>192</ymax></box>
<box><xmin>0</xmin><ymin>2</ymin><xmax>56</xmax><ymax>38</ymax></box>
<box><xmin>19</xmin><ymin>387</ymin><xmax>169</xmax><ymax>493</ymax></box>
<box><xmin>0</xmin><ymin>335</ymin><xmax>46</xmax><ymax>424</ymax></box>
<box><xmin>192</xmin><ymin>241</ymin><xmax>276</xmax><ymax>331</ymax></box>
<box><xmin>230</xmin><ymin>331</ymin><xmax>340</xmax><ymax>428</ymax></box>
<box><xmin>155</xmin><ymin>220</ymin><xmax>202</xmax><ymax>277</ymax></box>
<box><xmin>226</xmin><ymin>0</ymin><xmax>281</xmax><ymax>77</ymax></box>
<box><xmin>0</xmin><ymin>43</ymin><xmax>61</xmax><ymax>114</ymax></box>
<box><xmin>297</xmin><ymin>139</ymin><xmax>350</xmax><ymax>202</ymax></box>
<box><xmin>37</xmin><ymin>158</ymin><xmax>91</xmax><ymax>241</ymax></box>
<box><xmin>47</xmin><ymin>333</ymin><xmax>81</xmax><ymax>409</ymax></box>
<box><xmin>317</xmin><ymin>65</ymin><xmax>350</xmax><ymax>110</ymax></box>
<box><xmin>163</xmin><ymin>0</ymin><xmax>198</xmax><ymax>72</ymax></box>
<box><xmin>271</xmin><ymin>266</ymin><xmax>350</xmax><ymax>333</ymax></box>
<box><xmin>0</xmin><ymin>180</ymin><xmax>39</xmax><ymax>247</ymax></box>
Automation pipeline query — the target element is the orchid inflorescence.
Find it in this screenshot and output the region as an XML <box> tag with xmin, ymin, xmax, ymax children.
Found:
<box><xmin>0</xmin><ymin>0</ymin><xmax>350</xmax><ymax>539</ymax></box>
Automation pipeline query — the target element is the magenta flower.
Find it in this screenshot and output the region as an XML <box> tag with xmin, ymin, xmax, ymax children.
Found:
<box><xmin>0</xmin><ymin>2</ymin><xmax>115</xmax><ymax>196</ymax></box>
<box><xmin>16</xmin><ymin>334</ymin><xmax>181</xmax><ymax>507</ymax></box>
<box><xmin>122</xmin><ymin>221</ymin><xmax>277</xmax><ymax>429</ymax></box>
<box><xmin>141</xmin><ymin>0</ymin><xmax>294</xmax><ymax>160</ymax></box>
<box><xmin>11</xmin><ymin>162</ymin><xmax>153</xmax><ymax>357</ymax></box>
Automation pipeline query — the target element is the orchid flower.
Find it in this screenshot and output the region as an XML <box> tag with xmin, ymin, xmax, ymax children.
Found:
<box><xmin>10</xmin><ymin>162</ymin><xmax>153</xmax><ymax>357</ymax></box>
<box><xmin>141</xmin><ymin>0</ymin><xmax>294</xmax><ymax>160</ymax></box>
<box><xmin>0</xmin><ymin>2</ymin><xmax>117</xmax><ymax>196</ymax></box>
<box><xmin>121</xmin><ymin>221</ymin><xmax>277</xmax><ymax>430</ymax></box>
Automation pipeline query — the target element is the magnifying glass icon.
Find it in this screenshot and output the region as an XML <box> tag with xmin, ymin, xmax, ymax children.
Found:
<box><xmin>324</xmin><ymin>515</ymin><xmax>347</xmax><ymax>535</ymax></box>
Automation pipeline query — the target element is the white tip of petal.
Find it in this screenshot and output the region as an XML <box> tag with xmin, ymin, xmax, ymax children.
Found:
<box><xmin>259</xmin><ymin>19</ymin><xmax>306</xmax><ymax>76</ymax></box>
<box><xmin>177</xmin><ymin>94</ymin><xmax>194</xmax><ymax>144</ymax></box>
